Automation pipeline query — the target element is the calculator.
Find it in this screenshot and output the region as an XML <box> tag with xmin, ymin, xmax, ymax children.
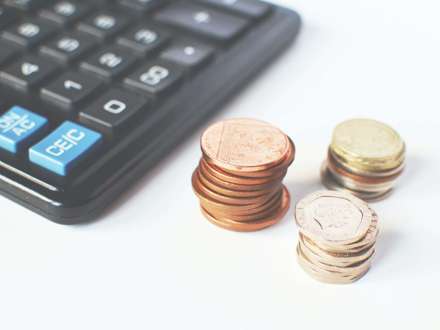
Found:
<box><xmin>0</xmin><ymin>0</ymin><xmax>301</xmax><ymax>224</ymax></box>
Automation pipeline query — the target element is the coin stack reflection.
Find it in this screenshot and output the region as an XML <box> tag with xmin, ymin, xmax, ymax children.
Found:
<box><xmin>321</xmin><ymin>118</ymin><xmax>406</xmax><ymax>202</ymax></box>
<box><xmin>192</xmin><ymin>118</ymin><xmax>295</xmax><ymax>232</ymax></box>
<box><xmin>295</xmin><ymin>191</ymin><xmax>379</xmax><ymax>284</ymax></box>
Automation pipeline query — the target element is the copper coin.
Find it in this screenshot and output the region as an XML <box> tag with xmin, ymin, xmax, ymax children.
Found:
<box><xmin>201</xmin><ymin>118</ymin><xmax>291</xmax><ymax>172</ymax></box>
<box><xmin>192</xmin><ymin>172</ymin><xmax>281</xmax><ymax>212</ymax></box>
<box><xmin>200</xmin><ymin>159</ymin><xmax>286</xmax><ymax>190</ymax></box>
<box><xmin>327</xmin><ymin>150</ymin><xmax>404</xmax><ymax>184</ymax></box>
<box><xmin>209</xmin><ymin>138</ymin><xmax>295</xmax><ymax>178</ymax></box>
<box><xmin>203</xmin><ymin>193</ymin><xmax>283</xmax><ymax>223</ymax></box>
<box><xmin>199</xmin><ymin>188</ymin><xmax>283</xmax><ymax>216</ymax></box>
<box><xmin>197</xmin><ymin>165</ymin><xmax>279</xmax><ymax>198</ymax></box>
<box><xmin>327</xmin><ymin>164</ymin><xmax>397</xmax><ymax>193</ymax></box>
<box><xmin>200</xmin><ymin>186</ymin><xmax>290</xmax><ymax>232</ymax></box>
<box><xmin>193</xmin><ymin>170</ymin><xmax>280</xmax><ymax>206</ymax></box>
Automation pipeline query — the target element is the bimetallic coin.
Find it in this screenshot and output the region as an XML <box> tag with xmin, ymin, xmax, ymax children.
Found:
<box><xmin>321</xmin><ymin>162</ymin><xmax>394</xmax><ymax>202</ymax></box>
<box><xmin>201</xmin><ymin>118</ymin><xmax>291</xmax><ymax>172</ymax></box>
<box><xmin>331</xmin><ymin>118</ymin><xmax>405</xmax><ymax>171</ymax></box>
<box><xmin>295</xmin><ymin>190</ymin><xmax>373</xmax><ymax>246</ymax></box>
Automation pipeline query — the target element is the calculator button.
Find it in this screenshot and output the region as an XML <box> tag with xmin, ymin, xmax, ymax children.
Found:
<box><xmin>0</xmin><ymin>106</ymin><xmax>48</xmax><ymax>153</ymax></box>
<box><xmin>29</xmin><ymin>121</ymin><xmax>102</xmax><ymax>176</ymax></box>
<box><xmin>0</xmin><ymin>56</ymin><xmax>59</xmax><ymax>91</ymax></box>
<box><xmin>39</xmin><ymin>1</ymin><xmax>92</xmax><ymax>26</ymax></box>
<box><xmin>40</xmin><ymin>32</ymin><xmax>97</xmax><ymax>63</ymax></box>
<box><xmin>0</xmin><ymin>41</ymin><xmax>20</xmax><ymax>66</ymax></box>
<box><xmin>80</xmin><ymin>46</ymin><xmax>137</xmax><ymax>79</ymax></box>
<box><xmin>117</xmin><ymin>0</ymin><xmax>163</xmax><ymax>13</ymax></box>
<box><xmin>160</xmin><ymin>40</ymin><xmax>214</xmax><ymax>70</ymax></box>
<box><xmin>197</xmin><ymin>0</ymin><xmax>270</xmax><ymax>19</ymax></box>
<box><xmin>4</xmin><ymin>0</ymin><xmax>47</xmax><ymax>11</ymax></box>
<box><xmin>1</xmin><ymin>19</ymin><xmax>57</xmax><ymax>48</ymax></box>
<box><xmin>124</xmin><ymin>60</ymin><xmax>183</xmax><ymax>98</ymax></box>
<box><xmin>41</xmin><ymin>72</ymin><xmax>103</xmax><ymax>109</ymax></box>
<box><xmin>117</xmin><ymin>25</ymin><xmax>169</xmax><ymax>56</ymax></box>
<box><xmin>0</xmin><ymin>6</ymin><xmax>19</xmax><ymax>29</ymax></box>
<box><xmin>79</xmin><ymin>88</ymin><xmax>149</xmax><ymax>136</ymax></box>
<box><xmin>155</xmin><ymin>2</ymin><xmax>249</xmax><ymax>42</ymax></box>
<box><xmin>77</xmin><ymin>11</ymin><xmax>130</xmax><ymax>40</ymax></box>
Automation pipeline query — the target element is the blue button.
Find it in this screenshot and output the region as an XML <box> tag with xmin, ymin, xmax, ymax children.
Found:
<box><xmin>0</xmin><ymin>106</ymin><xmax>48</xmax><ymax>154</ymax></box>
<box><xmin>29</xmin><ymin>121</ymin><xmax>102</xmax><ymax>176</ymax></box>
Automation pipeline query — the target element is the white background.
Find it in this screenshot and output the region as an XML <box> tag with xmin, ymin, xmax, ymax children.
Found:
<box><xmin>1</xmin><ymin>0</ymin><xmax>439</xmax><ymax>329</ymax></box>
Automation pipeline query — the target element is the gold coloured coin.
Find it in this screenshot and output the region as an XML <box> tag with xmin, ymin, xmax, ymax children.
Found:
<box><xmin>330</xmin><ymin>118</ymin><xmax>405</xmax><ymax>172</ymax></box>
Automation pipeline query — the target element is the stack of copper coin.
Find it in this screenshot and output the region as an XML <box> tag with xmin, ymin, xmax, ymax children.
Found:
<box><xmin>295</xmin><ymin>191</ymin><xmax>379</xmax><ymax>284</ymax></box>
<box><xmin>321</xmin><ymin>118</ymin><xmax>406</xmax><ymax>201</ymax></box>
<box><xmin>192</xmin><ymin>118</ymin><xmax>295</xmax><ymax>232</ymax></box>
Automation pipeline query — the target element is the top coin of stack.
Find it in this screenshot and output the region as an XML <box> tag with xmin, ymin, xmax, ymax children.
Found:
<box><xmin>295</xmin><ymin>190</ymin><xmax>380</xmax><ymax>284</ymax></box>
<box><xmin>321</xmin><ymin>118</ymin><xmax>406</xmax><ymax>201</ymax></box>
<box><xmin>192</xmin><ymin>118</ymin><xmax>295</xmax><ymax>232</ymax></box>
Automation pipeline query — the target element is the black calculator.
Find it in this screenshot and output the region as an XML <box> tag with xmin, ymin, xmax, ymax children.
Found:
<box><xmin>0</xmin><ymin>0</ymin><xmax>301</xmax><ymax>224</ymax></box>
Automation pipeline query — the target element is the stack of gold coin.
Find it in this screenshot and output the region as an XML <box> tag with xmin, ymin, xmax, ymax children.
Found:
<box><xmin>295</xmin><ymin>190</ymin><xmax>379</xmax><ymax>284</ymax></box>
<box><xmin>192</xmin><ymin>118</ymin><xmax>295</xmax><ymax>232</ymax></box>
<box><xmin>321</xmin><ymin>118</ymin><xmax>406</xmax><ymax>201</ymax></box>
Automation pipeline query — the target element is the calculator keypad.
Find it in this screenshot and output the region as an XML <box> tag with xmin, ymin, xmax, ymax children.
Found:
<box><xmin>0</xmin><ymin>0</ymin><xmax>260</xmax><ymax>180</ymax></box>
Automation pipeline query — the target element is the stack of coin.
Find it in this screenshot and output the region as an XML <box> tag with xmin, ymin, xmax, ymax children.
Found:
<box><xmin>321</xmin><ymin>118</ymin><xmax>406</xmax><ymax>201</ymax></box>
<box><xmin>295</xmin><ymin>190</ymin><xmax>379</xmax><ymax>284</ymax></box>
<box><xmin>192</xmin><ymin>118</ymin><xmax>295</xmax><ymax>232</ymax></box>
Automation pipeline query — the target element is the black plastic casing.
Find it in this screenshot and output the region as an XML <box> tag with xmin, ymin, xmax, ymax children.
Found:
<box><xmin>0</xmin><ymin>4</ymin><xmax>301</xmax><ymax>224</ymax></box>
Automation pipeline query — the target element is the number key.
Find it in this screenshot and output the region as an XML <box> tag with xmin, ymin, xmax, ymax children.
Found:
<box><xmin>124</xmin><ymin>60</ymin><xmax>184</xmax><ymax>98</ymax></box>
<box><xmin>77</xmin><ymin>11</ymin><xmax>130</xmax><ymax>40</ymax></box>
<box><xmin>39</xmin><ymin>1</ymin><xmax>92</xmax><ymax>26</ymax></box>
<box><xmin>0</xmin><ymin>55</ymin><xmax>59</xmax><ymax>91</ymax></box>
<box><xmin>117</xmin><ymin>25</ymin><xmax>169</xmax><ymax>56</ymax></box>
<box><xmin>79</xmin><ymin>88</ymin><xmax>149</xmax><ymax>136</ymax></box>
<box><xmin>41</xmin><ymin>72</ymin><xmax>103</xmax><ymax>109</ymax></box>
<box><xmin>1</xmin><ymin>18</ymin><xmax>57</xmax><ymax>48</ymax></box>
<box><xmin>40</xmin><ymin>32</ymin><xmax>97</xmax><ymax>63</ymax></box>
<box><xmin>80</xmin><ymin>46</ymin><xmax>137</xmax><ymax>79</ymax></box>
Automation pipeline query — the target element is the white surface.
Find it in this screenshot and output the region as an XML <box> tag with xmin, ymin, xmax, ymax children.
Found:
<box><xmin>1</xmin><ymin>1</ymin><xmax>439</xmax><ymax>329</ymax></box>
